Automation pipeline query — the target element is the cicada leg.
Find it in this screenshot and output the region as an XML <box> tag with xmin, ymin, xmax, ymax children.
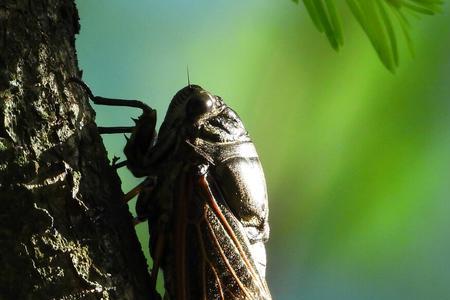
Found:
<box><xmin>111</xmin><ymin>156</ymin><xmax>127</xmax><ymax>169</ymax></box>
<box><xmin>123</xmin><ymin>177</ymin><xmax>156</xmax><ymax>202</ymax></box>
<box><xmin>123</xmin><ymin>177</ymin><xmax>157</xmax><ymax>228</ymax></box>
<box><xmin>67</xmin><ymin>77</ymin><xmax>151</xmax><ymax>111</ymax></box>
<box><xmin>98</xmin><ymin>126</ymin><xmax>134</xmax><ymax>134</ymax></box>
<box><xmin>67</xmin><ymin>77</ymin><xmax>158</xmax><ymax>170</ymax></box>
<box><xmin>123</xmin><ymin>180</ymin><xmax>147</xmax><ymax>203</ymax></box>
<box><xmin>67</xmin><ymin>77</ymin><xmax>155</xmax><ymax>135</ymax></box>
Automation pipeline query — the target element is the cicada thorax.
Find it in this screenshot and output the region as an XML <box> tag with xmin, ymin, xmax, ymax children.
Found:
<box><xmin>128</xmin><ymin>85</ymin><xmax>271</xmax><ymax>300</ymax></box>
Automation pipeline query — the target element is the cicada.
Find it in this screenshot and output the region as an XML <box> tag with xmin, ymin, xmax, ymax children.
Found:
<box><xmin>69</xmin><ymin>79</ymin><xmax>271</xmax><ymax>299</ymax></box>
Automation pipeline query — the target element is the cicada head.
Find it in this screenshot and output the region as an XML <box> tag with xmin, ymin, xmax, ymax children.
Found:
<box><xmin>159</xmin><ymin>85</ymin><xmax>250</xmax><ymax>144</ymax></box>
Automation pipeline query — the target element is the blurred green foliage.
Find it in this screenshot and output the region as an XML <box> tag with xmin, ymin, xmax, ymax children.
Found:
<box><xmin>76</xmin><ymin>1</ymin><xmax>450</xmax><ymax>299</ymax></box>
<box><xmin>293</xmin><ymin>0</ymin><xmax>443</xmax><ymax>71</ymax></box>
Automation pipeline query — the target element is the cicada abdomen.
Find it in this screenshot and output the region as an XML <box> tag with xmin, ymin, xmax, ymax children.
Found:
<box><xmin>125</xmin><ymin>85</ymin><xmax>271</xmax><ymax>299</ymax></box>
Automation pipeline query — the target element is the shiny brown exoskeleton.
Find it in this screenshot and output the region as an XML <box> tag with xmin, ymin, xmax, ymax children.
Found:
<box><xmin>68</xmin><ymin>79</ymin><xmax>271</xmax><ymax>299</ymax></box>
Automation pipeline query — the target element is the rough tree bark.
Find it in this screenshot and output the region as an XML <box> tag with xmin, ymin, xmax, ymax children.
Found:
<box><xmin>0</xmin><ymin>1</ymin><xmax>152</xmax><ymax>299</ymax></box>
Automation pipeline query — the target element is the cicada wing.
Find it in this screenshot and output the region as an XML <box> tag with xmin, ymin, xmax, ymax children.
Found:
<box><xmin>167</xmin><ymin>170</ymin><xmax>271</xmax><ymax>300</ymax></box>
<box><xmin>194</xmin><ymin>174</ymin><xmax>272</xmax><ymax>300</ymax></box>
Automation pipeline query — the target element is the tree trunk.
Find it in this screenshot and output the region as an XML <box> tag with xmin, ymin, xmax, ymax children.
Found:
<box><xmin>0</xmin><ymin>1</ymin><xmax>151</xmax><ymax>299</ymax></box>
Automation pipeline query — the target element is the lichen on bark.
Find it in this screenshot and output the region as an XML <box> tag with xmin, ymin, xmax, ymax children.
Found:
<box><xmin>0</xmin><ymin>1</ymin><xmax>151</xmax><ymax>299</ymax></box>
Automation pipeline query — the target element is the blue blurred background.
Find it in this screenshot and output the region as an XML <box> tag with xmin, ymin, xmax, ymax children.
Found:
<box><xmin>76</xmin><ymin>1</ymin><xmax>450</xmax><ymax>299</ymax></box>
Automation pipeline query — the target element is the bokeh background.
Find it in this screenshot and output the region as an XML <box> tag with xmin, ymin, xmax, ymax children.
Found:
<box><xmin>75</xmin><ymin>1</ymin><xmax>450</xmax><ymax>299</ymax></box>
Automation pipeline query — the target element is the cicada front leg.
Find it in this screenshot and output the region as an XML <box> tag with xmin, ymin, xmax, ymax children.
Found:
<box><xmin>67</xmin><ymin>76</ymin><xmax>156</xmax><ymax>140</ymax></box>
<box><xmin>67</xmin><ymin>77</ymin><xmax>158</xmax><ymax>197</ymax></box>
<box><xmin>67</xmin><ymin>78</ymin><xmax>151</xmax><ymax>111</ymax></box>
<box><xmin>67</xmin><ymin>77</ymin><xmax>157</xmax><ymax>165</ymax></box>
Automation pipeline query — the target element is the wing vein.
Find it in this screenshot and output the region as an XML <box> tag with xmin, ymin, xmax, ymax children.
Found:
<box><xmin>200</xmin><ymin>175</ymin><xmax>268</xmax><ymax>294</ymax></box>
<box><xmin>206</xmin><ymin>220</ymin><xmax>255</xmax><ymax>300</ymax></box>
<box><xmin>196</xmin><ymin>224</ymin><xmax>225</xmax><ymax>300</ymax></box>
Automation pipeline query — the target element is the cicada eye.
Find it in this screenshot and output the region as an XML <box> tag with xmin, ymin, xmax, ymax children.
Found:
<box><xmin>186</xmin><ymin>91</ymin><xmax>215</xmax><ymax>119</ymax></box>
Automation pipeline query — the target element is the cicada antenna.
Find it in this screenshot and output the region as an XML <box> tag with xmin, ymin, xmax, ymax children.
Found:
<box><xmin>187</xmin><ymin>65</ymin><xmax>191</xmax><ymax>88</ymax></box>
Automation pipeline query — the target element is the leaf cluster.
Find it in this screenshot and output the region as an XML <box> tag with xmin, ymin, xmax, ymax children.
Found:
<box><xmin>293</xmin><ymin>0</ymin><xmax>443</xmax><ymax>71</ymax></box>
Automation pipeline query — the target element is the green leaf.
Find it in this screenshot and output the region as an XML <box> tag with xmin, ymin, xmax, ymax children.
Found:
<box><xmin>301</xmin><ymin>0</ymin><xmax>343</xmax><ymax>50</ymax></box>
<box><xmin>293</xmin><ymin>0</ymin><xmax>443</xmax><ymax>71</ymax></box>
<box><xmin>378</xmin><ymin>1</ymin><xmax>399</xmax><ymax>68</ymax></box>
